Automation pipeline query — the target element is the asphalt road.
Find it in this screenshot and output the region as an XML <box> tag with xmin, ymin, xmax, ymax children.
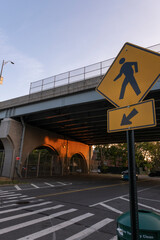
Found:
<box><xmin>0</xmin><ymin>174</ymin><xmax>159</xmax><ymax>240</ymax></box>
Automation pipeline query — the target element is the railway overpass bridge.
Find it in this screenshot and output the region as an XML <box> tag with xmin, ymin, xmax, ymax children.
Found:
<box><xmin>0</xmin><ymin>59</ymin><xmax>160</xmax><ymax>178</ymax></box>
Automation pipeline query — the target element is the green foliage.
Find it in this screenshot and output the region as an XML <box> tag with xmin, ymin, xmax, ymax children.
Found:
<box><xmin>95</xmin><ymin>143</ymin><xmax>128</xmax><ymax>167</ymax></box>
<box><xmin>95</xmin><ymin>141</ymin><xmax>160</xmax><ymax>171</ymax></box>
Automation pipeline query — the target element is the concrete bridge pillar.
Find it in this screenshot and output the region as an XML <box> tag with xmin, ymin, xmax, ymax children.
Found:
<box><xmin>0</xmin><ymin>118</ymin><xmax>22</xmax><ymax>178</ymax></box>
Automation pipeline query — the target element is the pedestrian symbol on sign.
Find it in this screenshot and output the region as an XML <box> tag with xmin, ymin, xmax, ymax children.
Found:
<box><xmin>113</xmin><ymin>58</ymin><xmax>141</xmax><ymax>100</ymax></box>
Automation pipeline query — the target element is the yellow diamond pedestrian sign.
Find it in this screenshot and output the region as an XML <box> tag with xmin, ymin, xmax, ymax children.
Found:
<box><xmin>96</xmin><ymin>42</ymin><xmax>160</xmax><ymax>107</ymax></box>
<box><xmin>107</xmin><ymin>99</ymin><xmax>156</xmax><ymax>132</ymax></box>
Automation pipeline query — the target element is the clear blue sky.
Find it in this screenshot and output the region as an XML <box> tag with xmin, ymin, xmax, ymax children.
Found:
<box><xmin>0</xmin><ymin>0</ymin><xmax>160</xmax><ymax>100</ymax></box>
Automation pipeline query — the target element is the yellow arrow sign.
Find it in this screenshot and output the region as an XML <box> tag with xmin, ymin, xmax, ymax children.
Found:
<box><xmin>107</xmin><ymin>99</ymin><xmax>156</xmax><ymax>132</ymax></box>
<box><xmin>97</xmin><ymin>42</ymin><xmax>160</xmax><ymax>107</ymax></box>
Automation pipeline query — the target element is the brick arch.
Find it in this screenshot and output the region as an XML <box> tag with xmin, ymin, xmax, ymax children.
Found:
<box><xmin>35</xmin><ymin>144</ymin><xmax>59</xmax><ymax>156</ymax></box>
<box><xmin>22</xmin><ymin>144</ymin><xmax>61</xmax><ymax>178</ymax></box>
<box><xmin>70</xmin><ymin>152</ymin><xmax>88</xmax><ymax>173</ymax></box>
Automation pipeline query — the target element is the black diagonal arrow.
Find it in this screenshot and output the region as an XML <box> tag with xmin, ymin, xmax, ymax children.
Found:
<box><xmin>121</xmin><ymin>108</ymin><xmax>138</xmax><ymax>126</ymax></box>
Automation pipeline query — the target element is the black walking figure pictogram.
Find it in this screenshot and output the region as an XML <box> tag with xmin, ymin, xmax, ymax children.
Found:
<box><xmin>114</xmin><ymin>58</ymin><xmax>141</xmax><ymax>99</ymax></box>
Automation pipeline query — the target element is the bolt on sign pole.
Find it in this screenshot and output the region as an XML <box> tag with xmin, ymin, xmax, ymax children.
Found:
<box><xmin>127</xmin><ymin>130</ymin><xmax>139</xmax><ymax>240</ymax></box>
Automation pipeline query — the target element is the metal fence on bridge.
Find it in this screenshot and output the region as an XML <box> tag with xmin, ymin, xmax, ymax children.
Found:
<box><xmin>29</xmin><ymin>44</ymin><xmax>160</xmax><ymax>94</ymax></box>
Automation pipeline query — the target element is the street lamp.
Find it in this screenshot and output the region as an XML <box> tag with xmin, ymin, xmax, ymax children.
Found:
<box><xmin>0</xmin><ymin>60</ymin><xmax>14</xmax><ymax>84</ymax></box>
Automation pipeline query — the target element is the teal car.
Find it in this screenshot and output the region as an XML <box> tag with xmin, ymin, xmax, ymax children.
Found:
<box><xmin>121</xmin><ymin>170</ymin><xmax>138</xmax><ymax>181</ymax></box>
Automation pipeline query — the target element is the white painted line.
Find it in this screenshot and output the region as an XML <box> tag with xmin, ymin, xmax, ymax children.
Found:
<box><xmin>17</xmin><ymin>212</ymin><xmax>94</xmax><ymax>240</ymax></box>
<box><xmin>0</xmin><ymin>193</ymin><xmax>22</xmax><ymax>198</ymax></box>
<box><xmin>57</xmin><ymin>181</ymin><xmax>66</xmax><ymax>185</ymax></box>
<box><xmin>14</xmin><ymin>185</ymin><xmax>22</xmax><ymax>190</ymax></box>
<box><xmin>0</xmin><ymin>192</ymin><xmax>16</xmax><ymax>196</ymax></box>
<box><xmin>0</xmin><ymin>182</ymin><xmax>72</xmax><ymax>192</ymax></box>
<box><xmin>109</xmin><ymin>236</ymin><xmax>117</xmax><ymax>240</ymax></box>
<box><xmin>89</xmin><ymin>195</ymin><xmax>124</xmax><ymax>207</ymax></box>
<box><xmin>99</xmin><ymin>203</ymin><xmax>123</xmax><ymax>214</ymax></box>
<box><xmin>120</xmin><ymin>197</ymin><xmax>160</xmax><ymax>213</ymax></box>
<box><xmin>65</xmin><ymin>217</ymin><xmax>114</xmax><ymax>240</ymax></box>
<box><xmin>0</xmin><ymin>204</ymin><xmax>17</xmax><ymax>209</ymax></box>
<box><xmin>89</xmin><ymin>186</ymin><xmax>158</xmax><ymax>208</ymax></box>
<box><xmin>0</xmin><ymin>204</ymin><xmax>64</xmax><ymax>223</ymax></box>
<box><xmin>0</xmin><ymin>201</ymin><xmax>52</xmax><ymax>214</ymax></box>
<box><xmin>6</xmin><ymin>195</ymin><xmax>27</xmax><ymax>200</ymax></box>
<box><xmin>3</xmin><ymin>196</ymin><xmax>30</xmax><ymax>203</ymax></box>
<box><xmin>119</xmin><ymin>197</ymin><xmax>129</xmax><ymax>201</ymax></box>
<box><xmin>44</xmin><ymin>182</ymin><xmax>55</xmax><ymax>187</ymax></box>
<box><xmin>138</xmin><ymin>203</ymin><xmax>160</xmax><ymax>213</ymax></box>
<box><xmin>0</xmin><ymin>208</ymin><xmax>78</xmax><ymax>235</ymax></box>
<box><xmin>138</xmin><ymin>197</ymin><xmax>160</xmax><ymax>203</ymax></box>
<box><xmin>30</xmin><ymin>184</ymin><xmax>39</xmax><ymax>189</ymax></box>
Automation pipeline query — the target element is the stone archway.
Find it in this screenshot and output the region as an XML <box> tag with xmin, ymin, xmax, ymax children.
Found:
<box><xmin>22</xmin><ymin>145</ymin><xmax>60</xmax><ymax>178</ymax></box>
<box><xmin>70</xmin><ymin>153</ymin><xmax>88</xmax><ymax>173</ymax></box>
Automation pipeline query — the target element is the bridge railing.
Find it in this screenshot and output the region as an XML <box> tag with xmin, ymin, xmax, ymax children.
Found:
<box><xmin>29</xmin><ymin>44</ymin><xmax>160</xmax><ymax>94</ymax></box>
<box><xmin>29</xmin><ymin>57</ymin><xmax>114</xmax><ymax>94</ymax></box>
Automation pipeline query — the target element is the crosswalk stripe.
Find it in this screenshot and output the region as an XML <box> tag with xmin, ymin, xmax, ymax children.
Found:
<box><xmin>17</xmin><ymin>213</ymin><xmax>94</xmax><ymax>240</ymax></box>
<box><xmin>109</xmin><ymin>236</ymin><xmax>117</xmax><ymax>240</ymax></box>
<box><xmin>14</xmin><ymin>185</ymin><xmax>22</xmax><ymax>190</ymax></box>
<box><xmin>0</xmin><ymin>193</ymin><xmax>22</xmax><ymax>198</ymax></box>
<box><xmin>65</xmin><ymin>217</ymin><xmax>114</xmax><ymax>240</ymax></box>
<box><xmin>6</xmin><ymin>195</ymin><xmax>28</xmax><ymax>200</ymax></box>
<box><xmin>0</xmin><ymin>201</ymin><xmax>52</xmax><ymax>214</ymax></box>
<box><xmin>44</xmin><ymin>182</ymin><xmax>55</xmax><ymax>187</ymax></box>
<box><xmin>0</xmin><ymin>204</ymin><xmax>64</xmax><ymax>223</ymax></box>
<box><xmin>99</xmin><ymin>203</ymin><xmax>123</xmax><ymax>214</ymax></box>
<box><xmin>0</xmin><ymin>190</ymin><xmax>10</xmax><ymax>193</ymax></box>
<box><xmin>3</xmin><ymin>196</ymin><xmax>35</xmax><ymax>203</ymax></box>
<box><xmin>30</xmin><ymin>184</ymin><xmax>39</xmax><ymax>189</ymax></box>
<box><xmin>0</xmin><ymin>203</ymin><xmax>17</xmax><ymax>209</ymax></box>
<box><xmin>0</xmin><ymin>208</ymin><xmax>77</xmax><ymax>235</ymax></box>
<box><xmin>0</xmin><ymin>192</ymin><xmax>16</xmax><ymax>196</ymax></box>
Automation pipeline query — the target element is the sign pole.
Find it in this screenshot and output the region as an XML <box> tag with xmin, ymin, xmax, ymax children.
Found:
<box><xmin>127</xmin><ymin>130</ymin><xmax>139</xmax><ymax>240</ymax></box>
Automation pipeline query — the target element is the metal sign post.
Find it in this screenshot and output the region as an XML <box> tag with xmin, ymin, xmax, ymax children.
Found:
<box><xmin>96</xmin><ymin>42</ymin><xmax>160</xmax><ymax>240</ymax></box>
<box><xmin>127</xmin><ymin>130</ymin><xmax>139</xmax><ymax>240</ymax></box>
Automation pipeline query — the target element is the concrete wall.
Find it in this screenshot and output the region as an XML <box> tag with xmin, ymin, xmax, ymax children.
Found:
<box><xmin>0</xmin><ymin>118</ymin><xmax>22</xmax><ymax>178</ymax></box>
<box><xmin>0</xmin><ymin>118</ymin><xmax>90</xmax><ymax>178</ymax></box>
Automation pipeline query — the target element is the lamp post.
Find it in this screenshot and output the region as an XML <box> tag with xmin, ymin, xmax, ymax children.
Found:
<box><xmin>0</xmin><ymin>60</ymin><xmax>14</xmax><ymax>84</ymax></box>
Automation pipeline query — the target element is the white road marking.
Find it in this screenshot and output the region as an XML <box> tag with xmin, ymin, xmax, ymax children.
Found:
<box><xmin>89</xmin><ymin>186</ymin><xmax>157</xmax><ymax>208</ymax></box>
<box><xmin>0</xmin><ymin>192</ymin><xmax>16</xmax><ymax>196</ymax></box>
<box><xmin>0</xmin><ymin>208</ymin><xmax>78</xmax><ymax>235</ymax></box>
<box><xmin>57</xmin><ymin>181</ymin><xmax>66</xmax><ymax>185</ymax></box>
<box><xmin>14</xmin><ymin>185</ymin><xmax>22</xmax><ymax>190</ymax></box>
<box><xmin>120</xmin><ymin>197</ymin><xmax>160</xmax><ymax>213</ymax></box>
<box><xmin>99</xmin><ymin>203</ymin><xmax>123</xmax><ymax>214</ymax></box>
<box><xmin>109</xmin><ymin>236</ymin><xmax>117</xmax><ymax>240</ymax></box>
<box><xmin>17</xmin><ymin>213</ymin><xmax>94</xmax><ymax>240</ymax></box>
<box><xmin>137</xmin><ymin>202</ymin><xmax>160</xmax><ymax>213</ymax></box>
<box><xmin>89</xmin><ymin>195</ymin><xmax>125</xmax><ymax>207</ymax></box>
<box><xmin>0</xmin><ymin>204</ymin><xmax>64</xmax><ymax>222</ymax></box>
<box><xmin>138</xmin><ymin>197</ymin><xmax>160</xmax><ymax>203</ymax></box>
<box><xmin>65</xmin><ymin>217</ymin><xmax>114</xmax><ymax>240</ymax></box>
<box><xmin>44</xmin><ymin>182</ymin><xmax>55</xmax><ymax>187</ymax></box>
<box><xmin>30</xmin><ymin>184</ymin><xmax>39</xmax><ymax>189</ymax></box>
<box><xmin>3</xmin><ymin>196</ymin><xmax>35</xmax><ymax>203</ymax></box>
<box><xmin>0</xmin><ymin>203</ymin><xmax>17</xmax><ymax>209</ymax></box>
<box><xmin>0</xmin><ymin>201</ymin><xmax>52</xmax><ymax>214</ymax></box>
<box><xmin>6</xmin><ymin>195</ymin><xmax>28</xmax><ymax>200</ymax></box>
<box><xmin>0</xmin><ymin>193</ymin><xmax>22</xmax><ymax>198</ymax></box>
<box><xmin>0</xmin><ymin>182</ymin><xmax>72</xmax><ymax>192</ymax></box>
